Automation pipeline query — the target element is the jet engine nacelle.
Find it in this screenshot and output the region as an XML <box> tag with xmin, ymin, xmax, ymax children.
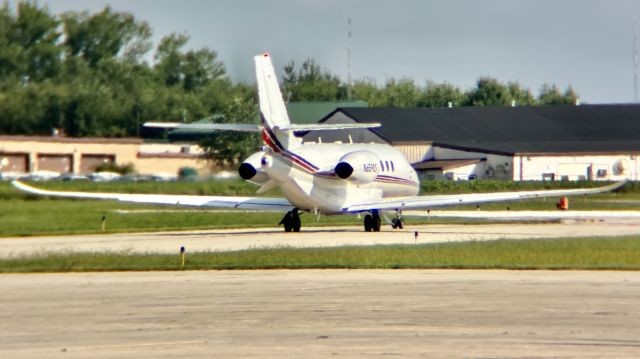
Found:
<box><xmin>238</xmin><ymin>151</ymin><xmax>270</xmax><ymax>185</ymax></box>
<box><xmin>334</xmin><ymin>150</ymin><xmax>380</xmax><ymax>184</ymax></box>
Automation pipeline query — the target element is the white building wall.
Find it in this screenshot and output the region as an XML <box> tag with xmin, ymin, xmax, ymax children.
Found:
<box><xmin>518</xmin><ymin>154</ymin><xmax>639</xmax><ymax>181</ymax></box>
<box><xmin>431</xmin><ymin>147</ymin><xmax>639</xmax><ymax>181</ymax></box>
<box><xmin>393</xmin><ymin>144</ymin><xmax>433</xmax><ymax>164</ymax></box>
<box><xmin>444</xmin><ymin>163</ymin><xmax>485</xmax><ymax>181</ymax></box>
<box><xmin>433</xmin><ymin>147</ymin><xmax>485</xmax><ymax>161</ymax></box>
<box><xmin>433</xmin><ymin>147</ymin><xmax>512</xmax><ymax>180</ymax></box>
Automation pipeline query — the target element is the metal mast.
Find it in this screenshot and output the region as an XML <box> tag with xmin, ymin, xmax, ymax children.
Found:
<box><xmin>634</xmin><ymin>20</ymin><xmax>639</xmax><ymax>102</ymax></box>
<box><xmin>347</xmin><ymin>18</ymin><xmax>352</xmax><ymax>100</ymax></box>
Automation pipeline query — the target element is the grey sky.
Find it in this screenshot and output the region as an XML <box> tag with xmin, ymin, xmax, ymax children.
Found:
<box><xmin>36</xmin><ymin>0</ymin><xmax>640</xmax><ymax>103</ymax></box>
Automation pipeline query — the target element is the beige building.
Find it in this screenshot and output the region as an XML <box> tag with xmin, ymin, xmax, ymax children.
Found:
<box><xmin>0</xmin><ymin>135</ymin><xmax>211</xmax><ymax>176</ymax></box>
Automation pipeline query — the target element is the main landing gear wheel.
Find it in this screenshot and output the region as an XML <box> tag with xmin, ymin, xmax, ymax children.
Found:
<box><xmin>364</xmin><ymin>213</ymin><xmax>381</xmax><ymax>232</ymax></box>
<box><xmin>280</xmin><ymin>209</ymin><xmax>301</xmax><ymax>232</ymax></box>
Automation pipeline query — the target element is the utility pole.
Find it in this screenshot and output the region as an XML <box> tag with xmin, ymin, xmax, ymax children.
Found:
<box><xmin>634</xmin><ymin>20</ymin><xmax>639</xmax><ymax>102</ymax></box>
<box><xmin>347</xmin><ymin>17</ymin><xmax>352</xmax><ymax>100</ymax></box>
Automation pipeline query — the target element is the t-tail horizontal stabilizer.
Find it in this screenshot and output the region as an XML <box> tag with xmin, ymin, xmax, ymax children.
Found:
<box><xmin>143</xmin><ymin>122</ymin><xmax>380</xmax><ymax>132</ymax></box>
<box><xmin>290</xmin><ymin>123</ymin><xmax>381</xmax><ymax>131</ymax></box>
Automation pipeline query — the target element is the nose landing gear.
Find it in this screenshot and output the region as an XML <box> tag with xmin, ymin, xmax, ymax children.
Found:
<box><xmin>391</xmin><ymin>210</ymin><xmax>404</xmax><ymax>229</ymax></box>
<box><xmin>391</xmin><ymin>217</ymin><xmax>404</xmax><ymax>229</ymax></box>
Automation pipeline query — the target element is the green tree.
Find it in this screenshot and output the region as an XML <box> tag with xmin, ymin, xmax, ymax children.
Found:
<box><xmin>282</xmin><ymin>59</ymin><xmax>346</xmax><ymax>101</ymax></box>
<box><xmin>464</xmin><ymin>77</ymin><xmax>512</xmax><ymax>106</ymax></box>
<box><xmin>538</xmin><ymin>84</ymin><xmax>579</xmax><ymax>105</ymax></box>
<box><xmin>0</xmin><ymin>2</ymin><xmax>61</xmax><ymax>81</ymax></box>
<box><xmin>419</xmin><ymin>82</ymin><xmax>465</xmax><ymax>107</ymax></box>
<box><xmin>154</xmin><ymin>33</ymin><xmax>226</xmax><ymax>92</ymax></box>
<box><xmin>62</xmin><ymin>6</ymin><xmax>151</xmax><ymax>66</ymax></box>
<box><xmin>154</xmin><ymin>33</ymin><xmax>188</xmax><ymax>87</ymax></box>
<box><xmin>507</xmin><ymin>82</ymin><xmax>536</xmax><ymax>106</ymax></box>
<box><xmin>375</xmin><ymin>78</ymin><xmax>422</xmax><ymax>107</ymax></box>
<box><xmin>351</xmin><ymin>79</ymin><xmax>381</xmax><ymax>105</ymax></box>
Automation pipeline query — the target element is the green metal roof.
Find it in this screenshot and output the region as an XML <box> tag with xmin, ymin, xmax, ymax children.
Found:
<box><xmin>286</xmin><ymin>101</ymin><xmax>367</xmax><ymax>124</ymax></box>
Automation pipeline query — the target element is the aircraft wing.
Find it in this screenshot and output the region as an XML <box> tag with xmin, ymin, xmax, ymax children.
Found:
<box><xmin>402</xmin><ymin>210</ymin><xmax>640</xmax><ymax>221</ymax></box>
<box><xmin>12</xmin><ymin>181</ymin><xmax>293</xmax><ymax>211</ymax></box>
<box><xmin>343</xmin><ymin>180</ymin><xmax>627</xmax><ymax>212</ymax></box>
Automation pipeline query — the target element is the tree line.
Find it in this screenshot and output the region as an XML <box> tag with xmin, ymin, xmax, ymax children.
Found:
<box><xmin>283</xmin><ymin>59</ymin><xmax>579</xmax><ymax>107</ymax></box>
<box><xmin>0</xmin><ymin>3</ymin><xmax>579</xmax><ymax>164</ymax></box>
<box><xmin>0</xmin><ymin>2</ymin><xmax>251</xmax><ymax>139</ymax></box>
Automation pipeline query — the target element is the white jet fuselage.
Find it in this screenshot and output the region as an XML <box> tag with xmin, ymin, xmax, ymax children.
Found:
<box><xmin>260</xmin><ymin>140</ymin><xmax>420</xmax><ymax>214</ymax></box>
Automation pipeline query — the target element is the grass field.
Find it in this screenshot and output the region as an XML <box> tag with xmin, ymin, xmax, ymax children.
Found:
<box><xmin>0</xmin><ymin>179</ymin><xmax>638</xmax><ymax>237</ymax></box>
<box><xmin>1</xmin><ymin>236</ymin><xmax>638</xmax><ymax>272</ymax></box>
<box><xmin>2</xmin><ymin>180</ymin><xmax>639</xmax><ymax>272</ymax></box>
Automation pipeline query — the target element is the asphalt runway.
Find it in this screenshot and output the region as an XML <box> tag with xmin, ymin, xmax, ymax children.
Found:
<box><xmin>2</xmin><ymin>216</ymin><xmax>640</xmax><ymax>257</ymax></box>
<box><xmin>0</xmin><ymin>270</ymin><xmax>638</xmax><ymax>358</ymax></box>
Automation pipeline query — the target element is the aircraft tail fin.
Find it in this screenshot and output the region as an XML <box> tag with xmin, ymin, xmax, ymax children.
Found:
<box><xmin>255</xmin><ymin>53</ymin><xmax>291</xmax><ymax>130</ymax></box>
<box><xmin>254</xmin><ymin>52</ymin><xmax>301</xmax><ymax>150</ymax></box>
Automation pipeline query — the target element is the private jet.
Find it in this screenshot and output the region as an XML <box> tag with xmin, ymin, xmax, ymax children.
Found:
<box><xmin>12</xmin><ymin>53</ymin><xmax>626</xmax><ymax>232</ymax></box>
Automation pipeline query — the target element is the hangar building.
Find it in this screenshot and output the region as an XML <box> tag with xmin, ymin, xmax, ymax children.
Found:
<box><xmin>302</xmin><ymin>104</ymin><xmax>640</xmax><ymax>181</ymax></box>
<box><xmin>0</xmin><ymin>136</ymin><xmax>208</xmax><ymax>177</ymax></box>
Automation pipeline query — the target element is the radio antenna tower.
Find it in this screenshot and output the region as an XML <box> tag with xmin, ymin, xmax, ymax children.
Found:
<box><xmin>634</xmin><ymin>20</ymin><xmax>639</xmax><ymax>102</ymax></box>
<box><xmin>347</xmin><ymin>18</ymin><xmax>352</xmax><ymax>100</ymax></box>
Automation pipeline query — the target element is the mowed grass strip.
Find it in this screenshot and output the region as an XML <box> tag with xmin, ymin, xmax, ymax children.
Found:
<box><xmin>1</xmin><ymin>236</ymin><xmax>639</xmax><ymax>273</ymax></box>
<box><xmin>0</xmin><ymin>179</ymin><xmax>638</xmax><ymax>237</ymax></box>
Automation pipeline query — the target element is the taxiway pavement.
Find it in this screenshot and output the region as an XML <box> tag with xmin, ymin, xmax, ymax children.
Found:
<box><xmin>0</xmin><ymin>269</ymin><xmax>638</xmax><ymax>358</ymax></box>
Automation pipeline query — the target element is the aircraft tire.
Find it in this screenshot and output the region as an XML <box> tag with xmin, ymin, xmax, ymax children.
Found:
<box><xmin>392</xmin><ymin>218</ymin><xmax>404</xmax><ymax>229</ymax></box>
<box><xmin>364</xmin><ymin>215</ymin><xmax>373</xmax><ymax>232</ymax></box>
<box><xmin>292</xmin><ymin>212</ymin><xmax>301</xmax><ymax>232</ymax></box>
<box><xmin>372</xmin><ymin>213</ymin><xmax>381</xmax><ymax>232</ymax></box>
<box><xmin>282</xmin><ymin>211</ymin><xmax>295</xmax><ymax>232</ymax></box>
